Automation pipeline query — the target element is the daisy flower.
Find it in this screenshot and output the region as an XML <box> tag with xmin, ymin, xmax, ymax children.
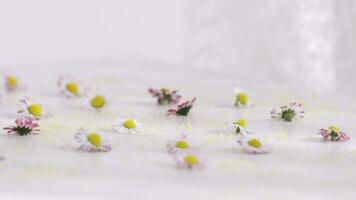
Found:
<box><xmin>234</xmin><ymin>87</ymin><xmax>251</xmax><ymax>107</ymax></box>
<box><xmin>167</xmin><ymin>97</ymin><xmax>196</xmax><ymax>116</ymax></box>
<box><xmin>17</xmin><ymin>97</ymin><xmax>44</xmax><ymax>119</ymax></box>
<box><xmin>4</xmin><ymin>75</ymin><xmax>19</xmax><ymax>92</ymax></box>
<box><xmin>238</xmin><ymin>137</ymin><xmax>271</xmax><ymax>154</ymax></box>
<box><xmin>87</xmin><ymin>94</ymin><xmax>108</xmax><ymax>110</ymax></box>
<box><xmin>74</xmin><ymin>128</ymin><xmax>112</xmax><ymax>152</ymax></box>
<box><xmin>148</xmin><ymin>87</ymin><xmax>181</xmax><ymax>105</ymax></box>
<box><xmin>0</xmin><ymin>73</ymin><xmax>26</xmax><ymax>93</ymax></box>
<box><xmin>57</xmin><ymin>75</ymin><xmax>88</xmax><ymax>98</ymax></box>
<box><xmin>3</xmin><ymin>117</ymin><xmax>40</xmax><ymax>136</ymax></box>
<box><xmin>226</xmin><ymin>118</ymin><xmax>254</xmax><ymax>136</ymax></box>
<box><xmin>173</xmin><ymin>150</ymin><xmax>205</xmax><ymax>170</ymax></box>
<box><xmin>319</xmin><ymin>125</ymin><xmax>350</xmax><ymax>142</ymax></box>
<box><xmin>166</xmin><ymin>133</ymin><xmax>191</xmax><ymax>154</ymax></box>
<box><xmin>113</xmin><ymin>118</ymin><xmax>142</xmax><ymax>134</ymax></box>
<box><xmin>271</xmin><ymin>102</ymin><xmax>305</xmax><ymax>122</ymax></box>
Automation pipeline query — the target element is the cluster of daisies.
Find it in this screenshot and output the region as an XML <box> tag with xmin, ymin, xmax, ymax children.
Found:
<box><xmin>0</xmin><ymin>76</ymin><xmax>351</xmax><ymax>169</ymax></box>
<box><xmin>1</xmin><ymin>75</ymin><xmax>143</xmax><ymax>155</ymax></box>
<box><xmin>165</xmin><ymin>133</ymin><xmax>205</xmax><ymax>170</ymax></box>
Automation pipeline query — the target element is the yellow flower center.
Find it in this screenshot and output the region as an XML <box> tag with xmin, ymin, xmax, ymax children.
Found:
<box><xmin>234</xmin><ymin>119</ymin><xmax>247</xmax><ymax>128</ymax></box>
<box><xmin>65</xmin><ymin>82</ymin><xmax>79</xmax><ymax>95</ymax></box>
<box><xmin>236</xmin><ymin>93</ymin><xmax>248</xmax><ymax>105</ymax></box>
<box><xmin>87</xmin><ymin>132</ymin><xmax>102</xmax><ymax>148</ymax></box>
<box><xmin>123</xmin><ymin>119</ymin><xmax>136</xmax><ymax>129</ymax></box>
<box><xmin>6</xmin><ymin>76</ymin><xmax>18</xmax><ymax>89</ymax></box>
<box><xmin>90</xmin><ymin>95</ymin><xmax>106</xmax><ymax>109</ymax></box>
<box><xmin>184</xmin><ymin>155</ymin><xmax>199</xmax><ymax>165</ymax></box>
<box><xmin>328</xmin><ymin>125</ymin><xmax>340</xmax><ymax>133</ymax></box>
<box><xmin>27</xmin><ymin>104</ymin><xmax>42</xmax><ymax>117</ymax></box>
<box><xmin>248</xmin><ymin>139</ymin><xmax>262</xmax><ymax>149</ymax></box>
<box><xmin>175</xmin><ymin>140</ymin><xmax>189</xmax><ymax>149</ymax></box>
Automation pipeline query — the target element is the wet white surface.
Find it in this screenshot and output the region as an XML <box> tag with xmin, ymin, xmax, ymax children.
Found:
<box><xmin>0</xmin><ymin>62</ymin><xmax>356</xmax><ymax>200</ymax></box>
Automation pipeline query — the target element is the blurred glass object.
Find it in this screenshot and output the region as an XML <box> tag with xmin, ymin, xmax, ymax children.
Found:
<box><xmin>185</xmin><ymin>0</ymin><xmax>356</xmax><ymax>94</ymax></box>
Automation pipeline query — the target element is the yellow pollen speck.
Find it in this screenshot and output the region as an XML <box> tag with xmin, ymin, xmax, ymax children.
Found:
<box><xmin>7</xmin><ymin>76</ymin><xmax>18</xmax><ymax>89</ymax></box>
<box><xmin>184</xmin><ymin>155</ymin><xmax>199</xmax><ymax>165</ymax></box>
<box><xmin>175</xmin><ymin>140</ymin><xmax>189</xmax><ymax>149</ymax></box>
<box><xmin>123</xmin><ymin>119</ymin><xmax>136</xmax><ymax>129</ymax></box>
<box><xmin>248</xmin><ymin>139</ymin><xmax>262</xmax><ymax>149</ymax></box>
<box><xmin>236</xmin><ymin>92</ymin><xmax>248</xmax><ymax>105</ymax></box>
<box><xmin>87</xmin><ymin>133</ymin><xmax>102</xmax><ymax>148</ymax></box>
<box><xmin>27</xmin><ymin>104</ymin><xmax>42</xmax><ymax>117</ymax></box>
<box><xmin>90</xmin><ymin>95</ymin><xmax>106</xmax><ymax>109</ymax></box>
<box><xmin>65</xmin><ymin>82</ymin><xmax>79</xmax><ymax>95</ymax></box>
<box><xmin>234</xmin><ymin>119</ymin><xmax>247</xmax><ymax>127</ymax></box>
<box><xmin>328</xmin><ymin>125</ymin><xmax>340</xmax><ymax>133</ymax></box>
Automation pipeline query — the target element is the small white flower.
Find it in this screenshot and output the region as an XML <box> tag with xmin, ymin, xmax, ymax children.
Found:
<box><xmin>271</xmin><ymin>102</ymin><xmax>305</xmax><ymax>122</ymax></box>
<box><xmin>319</xmin><ymin>125</ymin><xmax>350</xmax><ymax>142</ymax></box>
<box><xmin>233</xmin><ymin>87</ymin><xmax>252</xmax><ymax>107</ymax></box>
<box><xmin>238</xmin><ymin>137</ymin><xmax>271</xmax><ymax>154</ymax></box>
<box><xmin>0</xmin><ymin>71</ymin><xmax>26</xmax><ymax>93</ymax></box>
<box><xmin>58</xmin><ymin>75</ymin><xmax>88</xmax><ymax>98</ymax></box>
<box><xmin>173</xmin><ymin>150</ymin><xmax>206</xmax><ymax>170</ymax></box>
<box><xmin>4</xmin><ymin>75</ymin><xmax>19</xmax><ymax>92</ymax></box>
<box><xmin>226</xmin><ymin>118</ymin><xmax>254</xmax><ymax>136</ymax></box>
<box><xmin>113</xmin><ymin>118</ymin><xmax>142</xmax><ymax>134</ymax></box>
<box><xmin>82</xmin><ymin>92</ymin><xmax>112</xmax><ymax>111</ymax></box>
<box><xmin>17</xmin><ymin>97</ymin><xmax>45</xmax><ymax>119</ymax></box>
<box><xmin>167</xmin><ymin>97</ymin><xmax>196</xmax><ymax>116</ymax></box>
<box><xmin>74</xmin><ymin>128</ymin><xmax>111</xmax><ymax>152</ymax></box>
<box><xmin>166</xmin><ymin>133</ymin><xmax>191</xmax><ymax>154</ymax></box>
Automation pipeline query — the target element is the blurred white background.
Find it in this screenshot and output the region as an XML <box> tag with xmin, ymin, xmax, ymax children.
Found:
<box><xmin>0</xmin><ymin>0</ymin><xmax>355</xmax><ymax>94</ymax></box>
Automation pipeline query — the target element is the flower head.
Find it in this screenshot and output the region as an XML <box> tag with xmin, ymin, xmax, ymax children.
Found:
<box><xmin>173</xmin><ymin>150</ymin><xmax>205</xmax><ymax>170</ymax></box>
<box><xmin>167</xmin><ymin>97</ymin><xmax>196</xmax><ymax>116</ymax></box>
<box><xmin>5</xmin><ymin>75</ymin><xmax>19</xmax><ymax>91</ymax></box>
<box><xmin>238</xmin><ymin>137</ymin><xmax>271</xmax><ymax>154</ymax></box>
<box><xmin>81</xmin><ymin>91</ymin><xmax>112</xmax><ymax>112</ymax></box>
<box><xmin>1</xmin><ymin>73</ymin><xmax>25</xmax><ymax>93</ymax></box>
<box><xmin>319</xmin><ymin>126</ymin><xmax>350</xmax><ymax>142</ymax></box>
<box><xmin>166</xmin><ymin>133</ymin><xmax>191</xmax><ymax>154</ymax></box>
<box><xmin>234</xmin><ymin>87</ymin><xmax>250</xmax><ymax>107</ymax></box>
<box><xmin>90</xmin><ymin>95</ymin><xmax>106</xmax><ymax>109</ymax></box>
<box><xmin>226</xmin><ymin>118</ymin><xmax>254</xmax><ymax>136</ymax></box>
<box><xmin>58</xmin><ymin>75</ymin><xmax>88</xmax><ymax>98</ymax></box>
<box><xmin>74</xmin><ymin>128</ymin><xmax>111</xmax><ymax>152</ymax></box>
<box><xmin>113</xmin><ymin>118</ymin><xmax>142</xmax><ymax>134</ymax></box>
<box><xmin>3</xmin><ymin>117</ymin><xmax>40</xmax><ymax>136</ymax></box>
<box><xmin>17</xmin><ymin>97</ymin><xmax>43</xmax><ymax>119</ymax></box>
<box><xmin>148</xmin><ymin>87</ymin><xmax>181</xmax><ymax>105</ymax></box>
<box><xmin>271</xmin><ymin>102</ymin><xmax>305</xmax><ymax>122</ymax></box>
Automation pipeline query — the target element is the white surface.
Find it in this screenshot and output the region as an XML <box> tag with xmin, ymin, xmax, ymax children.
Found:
<box><xmin>0</xmin><ymin>63</ymin><xmax>356</xmax><ymax>200</ymax></box>
<box><xmin>1</xmin><ymin>1</ymin><xmax>356</xmax><ymax>199</ymax></box>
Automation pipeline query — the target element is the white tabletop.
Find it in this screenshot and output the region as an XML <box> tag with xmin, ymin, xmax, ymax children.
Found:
<box><xmin>0</xmin><ymin>62</ymin><xmax>355</xmax><ymax>200</ymax></box>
